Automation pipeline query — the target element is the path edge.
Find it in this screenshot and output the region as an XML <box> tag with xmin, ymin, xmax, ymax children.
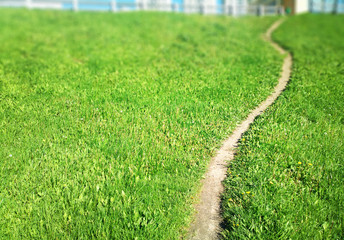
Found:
<box><xmin>187</xmin><ymin>18</ymin><xmax>291</xmax><ymax>240</ymax></box>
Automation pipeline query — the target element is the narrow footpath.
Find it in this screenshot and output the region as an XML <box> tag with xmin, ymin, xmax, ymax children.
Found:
<box><xmin>188</xmin><ymin>19</ymin><xmax>292</xmax><ymax>240</ymax></box>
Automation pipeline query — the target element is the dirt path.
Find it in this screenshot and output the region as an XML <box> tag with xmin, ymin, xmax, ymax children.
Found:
<box><xmin>187</xmin><ymin>19</ymin><xmax>292</xmax><ymax>240</ymax></box>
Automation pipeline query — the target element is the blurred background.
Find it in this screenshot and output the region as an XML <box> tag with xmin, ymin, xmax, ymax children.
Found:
<box><xmin>0</xmin><ymin>0</ymin><xmax>343</xmax><ymax>16</ymax></box>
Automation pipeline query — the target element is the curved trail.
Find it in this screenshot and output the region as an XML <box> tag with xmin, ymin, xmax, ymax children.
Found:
<box><xmin>188</xmin><ymin>19</ymin><xmax>292</xmax><ymax>239</ymax></box>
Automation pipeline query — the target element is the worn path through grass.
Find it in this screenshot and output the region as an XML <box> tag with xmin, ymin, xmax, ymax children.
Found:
<box><xmin>188</xmin><ymin>18</ymin><xmax>290</xmax><ymax>240</ymax></box>
<box><xmin>221</xmin><ymin>14</ymin><xmax>344</xmax><ymax>239</ymax></box>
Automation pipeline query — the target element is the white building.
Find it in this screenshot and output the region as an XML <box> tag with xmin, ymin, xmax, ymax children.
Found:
<box><xmin>283</xmin><ymin>0</ymin><xmax>309</xmax><ymax>14</ymax></box>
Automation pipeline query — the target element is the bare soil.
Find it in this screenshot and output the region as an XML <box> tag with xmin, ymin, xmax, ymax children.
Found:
<box><xmin>187</xmin><ymin>19</ymin><xmax>292</xmax><ymax>240</ymax></box>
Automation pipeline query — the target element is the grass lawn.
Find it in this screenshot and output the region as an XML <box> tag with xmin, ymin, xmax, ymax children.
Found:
<box><xmin>0</xmin><ymin>9</ymin><xmax>282</xmax><ymax>239</ymax></box>
<box><xmin>221</xmin><ymin>14</ymin><xmax>344</xmax><ymax>239</ymax></box>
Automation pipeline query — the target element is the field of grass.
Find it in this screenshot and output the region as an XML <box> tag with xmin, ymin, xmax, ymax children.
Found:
<box><xmin>221</xmin><ymin>14</ymin><xmax>344</xmax><ymax>239</ymax></box>
<box><xmin>0</xmin><ymin>9</ymin><xmax>282</xmax><ymax>239</ymax></box>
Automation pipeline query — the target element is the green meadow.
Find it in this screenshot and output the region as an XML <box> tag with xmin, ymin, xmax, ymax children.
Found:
<box><xmin>0</xmin><ymin>9</ymin><xmax>282</xmax><ymax>239</ymax></box>
<box><xmin>222</xmin><ymin>14</ymin><xmax>344</xmax><ymax>239</ymax></box>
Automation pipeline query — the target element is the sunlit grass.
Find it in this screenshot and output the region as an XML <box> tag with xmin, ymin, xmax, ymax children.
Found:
<box><xmin>0</xmin><ymin>9</ymin><xmax>282</xmax><ymax>239</ymax></box>
<box><xmin>221</xmin><ymin>14</ymin><xmax>344</xmax><ymax>239</ymax></box>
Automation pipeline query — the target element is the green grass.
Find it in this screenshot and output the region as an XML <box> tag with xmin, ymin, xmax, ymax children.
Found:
<box><xmin>0</xmin><ymin>9</ymin><xmax>282</xmax><ymax>239</ymax></box>
<box><xmin>221</xmin><ymin>14</ymin><xmax>344</xmax><ymax>239</ymax></box>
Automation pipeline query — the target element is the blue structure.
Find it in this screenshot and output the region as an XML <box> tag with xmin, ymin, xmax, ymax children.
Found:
<box><xmin>61</xmin><ymin>0</ymin><xmax>235</xmax><ymax>13</ymax></box>
<box><xmin>310</xmin><ymin>0</ymin><xmax>344</xmax><ymax>13</ymax></box>
<box><xmin>63</xmin><ymin>0</ymin><xmax>136</xmax><ymax>11</ymax></box>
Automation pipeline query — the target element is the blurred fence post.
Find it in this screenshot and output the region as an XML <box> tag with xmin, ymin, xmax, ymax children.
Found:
<box><xmin>26</xmin><ymin>0</ymin><xmax>32</xmax><ymax>9</ymax></box>
<box><xmin>173</xmin><ymin>3</ymin><xmax>179</xmax><ymax>12</ymax></box>
<box><xmin>309</xmin><ymin>0</ymin><xmax>313</xmax><ymax>13</ymax></box>
<box><xmin>201</xmin><ymin>2</ymin><xmax>206</xmax><ymax>14</ymax></box>
<box><xmin>232</xmin><ymin>0</ymin><xmax>237</xmax><ymax>16</ymax></box>
<box><xmin>259</xmin><ymin>5</ymin><xmax>264</xmax><ymax>16</ymax></box>
<box><xmin>184</xmin><ymin>3</ymin><xmax>188</xmax><ymax>13</ymax></box>
<box><xmin>321</xmin><ymin>0</ymin><xmax>325</xmax><ymax>12</ymax></box>
<box><xmin>165</xmin><ymin>0</ymin><xmax>172</xmax><ymax>12</ymax></box>
<box><xmin>223</xmin><ymin>3</ymin><xmax>228</xmax><ymax>15</ymax></box>
<box><xmin>111</xmin><ymin>0</ymin><xmax>116</xmax><ymax>12</ymax></box>
<box><xmin>332</xmin><ymin>0</ymin><xmax>338</xmax><ymax>14</ymax></box>
<box><xmin>141</xmin><ymin>0</ymin><xmax>147</xmax><ymax>10</ymax></box>
<box><xmin>73</xmin><ymin>0</ymin><xmax>78</xmax><ymax>11</ymax></box>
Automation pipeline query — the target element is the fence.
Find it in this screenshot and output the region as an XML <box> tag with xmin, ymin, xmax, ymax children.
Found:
<box><xmin>0</xmin><ymin>0</ymin><xmax>285</xmax><ymax>16</ymax></box>
<box><xmin>309</xmin><ymin>0</ymin><xmax>344</xmax><ymax>14</ymax></box>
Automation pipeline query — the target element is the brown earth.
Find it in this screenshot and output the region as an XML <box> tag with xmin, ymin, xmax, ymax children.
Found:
<box><xmin>187</xmin><ymin>19</ymin><xmax>292</xmax><ymax>240</ymax></box>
